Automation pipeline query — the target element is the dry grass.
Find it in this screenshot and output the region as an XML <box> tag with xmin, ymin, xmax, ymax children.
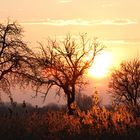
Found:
<box><xmin>0</xmin><ymin>101</ymin><xmax>140</xmax><ymax>140</ymax></box>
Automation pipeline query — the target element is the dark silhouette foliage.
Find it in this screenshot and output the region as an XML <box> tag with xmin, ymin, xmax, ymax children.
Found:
<box><xmin>0</xmin><ymin>21</ymin><xmax>33</xmax><ymax>99</ymax></box>
<box><xmin>109</xmin><ymin>59</ymin><xmax>140</xmax><ymax>113</ymax></box>
<box><xmin>76</xmin><ymin>93</ymin><xmax>93</xmax><ymax>111</ymax></box>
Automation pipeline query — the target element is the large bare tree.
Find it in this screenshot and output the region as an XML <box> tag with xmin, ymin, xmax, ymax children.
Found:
<box><xmin>0</xmin><ymin>21</ymin><xmax>33</xmax><ymax>98</ymax></box>
<box><xmin>109</xmin><ymin>59</ymin><xmax>140</xmax><ymax>112</ymax></box>
<box><xmin>31</xmin><ymin>34</ymin><xmax>103</xmax><ymax>114</ymax></box>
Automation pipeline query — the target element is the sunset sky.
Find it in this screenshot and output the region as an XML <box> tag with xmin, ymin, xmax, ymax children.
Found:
<box><xmin>0</xmin><ymin>0</ymin><xmax>140</xmax><ymax>105</ymax></box>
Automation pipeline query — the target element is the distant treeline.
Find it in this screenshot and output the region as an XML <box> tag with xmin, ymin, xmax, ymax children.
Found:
<box><xmin>0</xmin><ymin>102</ymin><xmax>65</xmax><ymax>116</ymax></box>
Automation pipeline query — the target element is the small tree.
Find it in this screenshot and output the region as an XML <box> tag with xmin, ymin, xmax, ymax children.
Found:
<box><xmin>76</xmin><ymin>92</ymin><xmax>93</xmax><ymax>111</ymax></box>
<box><xmin>109</xmin><ymin>59</ymin><xmax>140</xmax><ymax>112</ymax></box>
<box><xmin>32</xmin><ymin>34</ymin><xmax>103</xmax><ymax>114</ymax></box>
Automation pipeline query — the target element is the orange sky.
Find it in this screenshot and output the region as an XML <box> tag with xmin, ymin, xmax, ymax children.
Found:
<box><xmin>1</xmin><ymin>0</ymin><xmax>139</xmax><ymax>64</ymax></box>
<box><xmin>0</xmin><ymin>0</ymin><xmax>140</xmax><ymax>106</ymax></box>
<box><xmin>1</xmin><ymin>0</ymin><xmax>140</xmax><ymax>57</ymax></box>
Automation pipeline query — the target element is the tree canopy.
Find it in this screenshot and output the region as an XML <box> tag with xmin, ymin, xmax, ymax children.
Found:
<box><xmin>0</xmin><ymin>21</ymin><xmax>33</xmax><ymax>98</ymax></box>
<box><xmin>28</xmin><ymin>34</ymin><xmax>104</xmax><ymax>114</ymax></box>
<box><xmin>109</xmin><ymin>59</ymin><xmax>140</xmax><ymax>113</ymax></box>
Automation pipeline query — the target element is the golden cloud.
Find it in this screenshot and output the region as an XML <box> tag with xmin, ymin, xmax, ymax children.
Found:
<box><xmin>21</xmin><ymin>18</ymin><xmax>138</xmax><ymax>26</ymax></box>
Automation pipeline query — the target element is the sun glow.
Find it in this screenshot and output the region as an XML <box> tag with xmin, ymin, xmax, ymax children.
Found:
<box><xmin>88</xmin><ymin>51</ymin><xmax>113</xmax><ymax>78</ymax></box>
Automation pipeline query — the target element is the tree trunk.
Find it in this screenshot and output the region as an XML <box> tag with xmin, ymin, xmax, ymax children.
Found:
<box><xmin>67</xmin><ymin>92</ymin><xmax>75</xmax><ymax>115</ymax></box>
<box><xmin>133</xmin><ymin>98</ymin><xmax>139</xmax><ymax>116</ymax></box>
<box><xmin>64</xmin><ymin>85</ymin><xmax>75</xmax><ymax>115</ymax></box>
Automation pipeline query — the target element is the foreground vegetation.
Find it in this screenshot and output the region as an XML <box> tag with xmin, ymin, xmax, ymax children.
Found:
<box><xmin>0</xmin><ymin>100</ymin><xmax>140</xmax><ymax>140</ymax></box>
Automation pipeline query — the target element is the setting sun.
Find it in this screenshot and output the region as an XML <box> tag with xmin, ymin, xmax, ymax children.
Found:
<box><xmin>88</xmin><ymin>51</ymin><xmax>113</xmax><ymax>78</ymax></box>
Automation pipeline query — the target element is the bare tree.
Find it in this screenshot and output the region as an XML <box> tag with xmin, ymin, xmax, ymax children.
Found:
<box><xmin>31</xmin><ymin>34</ymin><xmax>104</xmax><ymax>114</ymax></box>
<box><xmin>109</xmin><ymin>59</ymin><xmax>140</xmax><ymax>112</ymax></box>
<box><xmin>0</xmin><ymin>20</ymin><xmax>33</xmax><ymax>98</ymax></box>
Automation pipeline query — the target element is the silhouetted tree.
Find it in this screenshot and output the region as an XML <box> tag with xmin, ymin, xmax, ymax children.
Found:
<box><xmin>109</xmin><ymin>59</ymin><xmax>140</xmax><ymax>113</ymax></box>
<box><xmin>0</xmin><ymin>20</ymin><xmax>33</xmax><ymax>98</ymax></box>
<box><xmin>31</xmin><ymin>34</ymin><xmax>104</xmax><ymax>114</ymax></box>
